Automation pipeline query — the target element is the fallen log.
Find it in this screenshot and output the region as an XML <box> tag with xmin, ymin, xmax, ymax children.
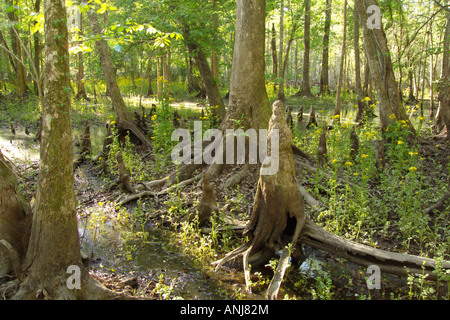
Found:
<box><xmin>300</xmin><ymin>219</ymin><xmax>450</xmax><ymax>281</ymax></box>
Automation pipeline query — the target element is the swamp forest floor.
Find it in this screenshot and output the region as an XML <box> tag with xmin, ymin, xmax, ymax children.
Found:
<box><xmin>0</xmin><ymin>89</ymin><xmax>449</xmax><ymax>300</ymax></box>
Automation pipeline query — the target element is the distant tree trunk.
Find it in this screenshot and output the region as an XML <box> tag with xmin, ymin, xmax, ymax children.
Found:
<box><xmin>271</xmin><ymin>23</ymin><xmax>278</xmax><ymax>88</ymax></box>
<box><xmin>14</xmin><ymin>0</ymin><xmax>112</xmax><ymax>299</ymax></box>
<box><xmin>185</xmin><ymin>39</ymin><xmax>226</xmax><ymax>121</ymax></box>
<box><xmin>355</xmin><ymin>0</ymin><xmax>414</xmax><ymax>134</ymax></box>
<box><xmin>186</xmin><ymin>56</ymin><xmax>200</xmax><ymax>94</ymax></box>
<box><xmin>87</xmin><ymin>9</ymin><xmax>152</xmax><ymax>148</ymax></box>
<box><xmin>354</xmin><ymin>3</ymin><xmax>365</xmax><ymax>122</ymax></box>
<box><xmin>277</xmin><ymin>0</ymin><xmax>285</xmax><ymax>100</ymax></box>
<box><xmin>146</xmin><ymin>56</ymin><xmax>154</xmax><ymax>97</ymax></box>
<box><xmin>429</xmin><ymin>25</ymin><xmax>435</xmax><ymax>120</ymax></box>
<box><xmin>75</xmin><ymin>14</ymin><xmax>89</xmax><ymax>101</ymax></box>
<box><xmin>295</xmin><ymin>0</ymin><xmax>312</xmax><ymax>96</ymax></box>
<box><xmin>334</xmin><ymin>0</ymin><xmax>347</xmax><ymax>118</ymax></box>
<box><xmin>33</xmin><ymin>0</ymin><xmax>42</xmax><ymax>95</ymax></box>
<box><xmin>278</xmin><ymin>22</ymin><xmax>299</xmax><ymax>102</ymax></box>
<box><xmin>7</xmin><ymin>0</ymin><xmax>28</xmax><ymax>98</ymax></box>
<box><xmin>320</xmin><ymin>0</ymin><xmax>332</xmax><ymax>95</ymax></box>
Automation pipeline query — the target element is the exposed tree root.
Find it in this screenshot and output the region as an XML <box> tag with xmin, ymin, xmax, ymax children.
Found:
<box><xmin>300</xmin><ymin>219</ymin><xmax>450</xmax><ymax>281</ymax></box>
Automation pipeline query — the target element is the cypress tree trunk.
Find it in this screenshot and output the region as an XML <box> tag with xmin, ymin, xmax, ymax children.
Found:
<box><xmin>14</xmin><ymin>0</ymin><xmax>111</xmax><ymax>299</ymax></box>
<box><xmin>334</xmin><ymin>0</ymin><xmax>347</xmax><ymax>118</ymax></box>
<box><xmin>295</xmin><ymin>0</ymin><xmax>312</xmax><ymax>96</ymax></box>
<box><xmin>220</xmin><ymin>0</ymin><xmax>271</xmax><ymax>131</ymax></box>
<box><xmin>320</xmin><ymin>0</ymin><xmax>332</xmax><ymax>95</ymax></box>
<box><xmin>87</xmin><ymin>9</ymin><xmax>152</xmax><ymax>149</ymax></box>
<box><xmin>355</xmin><ymin>0</ymin><xmax>414</xmax><ymax>134</ymax></box>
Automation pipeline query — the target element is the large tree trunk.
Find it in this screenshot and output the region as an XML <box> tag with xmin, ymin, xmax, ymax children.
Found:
<box><xmin>220</xmin><ymin>0</ymin><xmax>271</xmax><ymax>132</ymax></box>
<box><xmin>319</xmin><ymin>0</ymin><xmax>332</xmax><ymax>95</ymax></box>
<box><xmin>355</xmin><ymin>0</ymin><xmax>414</xmax><ymax>134</ymax></box>
<box><xmin>13</xmin><ymin>0</ymin><xmax>111</xmax><ymax>299</ymax></box>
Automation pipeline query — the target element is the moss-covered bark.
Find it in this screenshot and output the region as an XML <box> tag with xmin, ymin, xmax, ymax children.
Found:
<box><xmin>14</xmin><ymin>0</ymin><xmax>112</xmax><ymax>299</ymax></box>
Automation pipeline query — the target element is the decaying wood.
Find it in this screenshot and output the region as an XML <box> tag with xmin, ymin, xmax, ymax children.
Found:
<box><xmin>317</xmin><ymin>125</ymin><xmax>327</xmax><ymax>167</ymax></box>
<box><xmin>286</xmin><ymin>105</ymin><xmax>293</xmax><ymax>129</ymax></box>
<box><xmin>373</xmin><ymin>139</ymin><xmax>385</xmax><ymax>172</ymax></box>
<box><xmin>224</xmin><ymin>165</ymin><xmax>250</xmax><ymax>189</ymax></box>
<box><xmin>297</xmin><ymin>106</ymin><xmax>303</xmax><ymax>124</ymax></box>
<box><xmin>301</xmin><ymin>219</ymin><xmax>450</xmax><ymax>280</ymax></box>
<box><xmin>101</xmin><ymin>122</ymin><xmax>114</xmax><ymax>173</ymax></box>
<box><xmin>350</xmin><ymin>126</ymin><xmax>359</xmax><ymax>162</ymax></box>
<box><xmin>194</xmin><ymin>171</ymin><xmax>218</xmax><ymax>226</ymax></box>
<box><xmin>306</xmin><ymin>106</ymin><xmax>318</xmax><ymax>129</ymax></box>
<box><xmin>118</xmin><ymin>173</ymin><xmax>202</xmax><ymax>207</ymax></box>
<box><xmin>0</xmin><ymin>151</ymin><xmax>31</xmax><ymax>265</ymax></box>
<box><xmin>297</xmin><ymin>182</ymin><xmax>321</xmax><ymax>209</ymax></box>
<box><xmin>80</xmin><ymin>120</ymin><xmax>91</xmax><ymax>158</ymax></box>
<box><xmin>425</xmin><ymin>181</ymin><xmax>450</xmax><ymax>215</ymax></box>
<box><xmin>115</xmin><ymin>151</ymin><xmax>134</xmax><ymax>194</ymax></box>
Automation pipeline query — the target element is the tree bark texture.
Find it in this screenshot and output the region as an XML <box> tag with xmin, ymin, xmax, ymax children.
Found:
<box><xmin>220</xmin><ymin>0</ymin><xmax>271</xmax><ymax>131</ymax></box>
<box><xmin>355</xmin><ymin>0</ymin><xmax>414</xmax><ymax>133</ymax></box>
<box><xmin>14</xmin><ymin>1</ymin><xmax>111</xmax><ymax>299</ymax></box>
<box><xmin>320</xmin><ymin>0</ymin><xmax>332</xmax><ymax>94</ymax></box>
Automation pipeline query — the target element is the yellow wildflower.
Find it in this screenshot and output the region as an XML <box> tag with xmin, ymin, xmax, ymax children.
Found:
<box><xmin>418</xmin><ymin>116</ymin><xmax>424</xmax><ymax>121</ymax></box>
<box><xmin>345</xmin><ymin>161</ymin><xmax>353</xmax><ymax>166</ymax></box>
<box><xmin>409</xmin><ymin>167</ymin><xmax>417</xmax><ymax>172</ymax></box>
<box><xmin>361</xmin><ymin>154</ymin><xmax>369</xmax><ymax>158</ymax></box>
<box><xmin>397</xmin><ymin>140</ymin><xmax>403</xmax><ymax>145</ymax></box>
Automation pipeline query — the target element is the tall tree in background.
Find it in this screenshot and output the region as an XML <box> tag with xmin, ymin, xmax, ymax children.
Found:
<box><xmin>277</xmin><ymin>0</ymin><xmax>285</xmax><ymax>99</ymax></box>
<box><xmin>355</xmin><ymin>0</ymin><xmax>414</xmax><ymax>133</ymax></box>
<box><xmin>75</xmin><ymin>13</ymin><xmax>89</xmax><ymax>101</ymax></box>
<box><xmin>334</xmin><ymin>0</ymin><xmax>348</xmax><ymax>118</ymax></box>
<box><xmin>436</xmin><ymin>9</ymin><xmax>450</xmax><ymax>138</ymax></box>
<box><xmin>353</xmin><ymin>2</ymin><xmax>365</xmax><ymax>122</ymax></box>
<box><xmin>295</xmin><ymin>0</ymin><xmax>312</xmax><ymax>96</ymax></box>
<box><xmin>7</xmin><ymin>0</ymin><xmax>28</xmax><ymax>98</ymax></box>
<box><xmin>320</xmin><ymin>0</ymin><xmax>332</xmax><ymax>95</ymax></box>
<box><xmin>87</xmin><ymin>8</ymin><xmax>152</xmax><ymax>148</ymax></box>
<box><xmin>14</xmin><ymin>0</ymin><xmax>111</xmax><ymax>299</ymax></box>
